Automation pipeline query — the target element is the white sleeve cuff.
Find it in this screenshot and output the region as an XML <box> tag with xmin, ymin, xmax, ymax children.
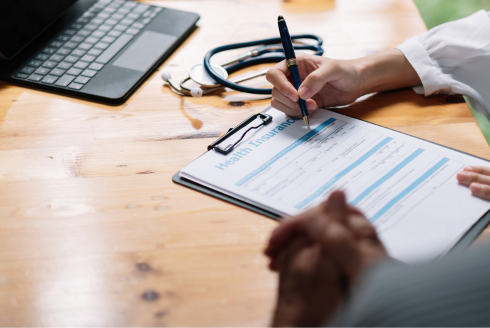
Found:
<box><xmin>396</xmin><ymin>37</ymin><xmax>452</xmax><ymax>96</ymax></box>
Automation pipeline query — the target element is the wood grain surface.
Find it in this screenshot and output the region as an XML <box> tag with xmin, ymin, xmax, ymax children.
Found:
<box><xmin>0</xmin><ymin>0</ymin><xmax>488</xmax><ymax>326</ymax></box>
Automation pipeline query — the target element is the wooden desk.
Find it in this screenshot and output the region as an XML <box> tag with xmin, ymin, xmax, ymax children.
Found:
<box><xmin>0</xmin><ymin>0</ymin><xmax>489</xmax><ymax>325</ymax></box>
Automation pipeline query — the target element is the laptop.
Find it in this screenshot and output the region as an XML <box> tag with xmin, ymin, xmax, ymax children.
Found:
<box><xmin>0</xmin><ymin>0</ymin><xmax>199</xmax><ymax>103</ymax></box>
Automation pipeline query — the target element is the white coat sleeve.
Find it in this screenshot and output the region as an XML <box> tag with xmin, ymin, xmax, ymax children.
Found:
<box><xmin>396</xmin><ymin>10</ymin><xmax>490</xmax><ymax>112</ymax></box>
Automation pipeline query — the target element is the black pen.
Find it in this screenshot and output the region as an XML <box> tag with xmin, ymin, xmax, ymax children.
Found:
<box><xmin>277</xmin><ymin>15</ymin><xmax>310</xmax><ymax>129</ymax></box>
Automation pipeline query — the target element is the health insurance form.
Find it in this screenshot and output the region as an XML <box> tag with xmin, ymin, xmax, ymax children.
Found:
<box><xmin>180</xmin><ymin>108</ymin><xmax>490</xmax><ymax>263</ymax></box>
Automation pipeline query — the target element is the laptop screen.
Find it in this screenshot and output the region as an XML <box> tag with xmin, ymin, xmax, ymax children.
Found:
<box><xmin>0</xmin><ymin>0</ymin><xmax>78</xmax><ymax>59</ymax></box>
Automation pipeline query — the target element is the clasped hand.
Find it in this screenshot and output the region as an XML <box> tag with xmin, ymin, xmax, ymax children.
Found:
<box><xmin>264</xmin><ymin>191</ymin><xmax>387</xmax><ymax>327</ymax></box>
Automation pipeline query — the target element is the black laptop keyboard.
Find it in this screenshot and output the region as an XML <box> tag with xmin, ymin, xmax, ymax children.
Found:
<box><xmin>14</xmin><ymin>0</ymin><xmax>162</xmax><ymax>91</ymax></box>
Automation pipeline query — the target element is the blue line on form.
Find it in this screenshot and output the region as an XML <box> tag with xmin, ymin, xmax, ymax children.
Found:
<box><xmin>294</xmin><ymin>136</ymin><xmax>393</xmax><ymax>209</ymax></box>
<box><xmin>369</xmin><ymin>157</ymin><xmax>450</xmax><ymax>223</ymax></box>
<box><xmin>350</xmin><ymin>148</ymin><xmax>424</xmax><ymax>206</ymax></box>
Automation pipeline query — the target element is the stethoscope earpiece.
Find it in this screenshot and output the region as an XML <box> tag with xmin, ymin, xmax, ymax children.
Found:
<box><xmin>190</xmin><ymin>87</ymin><xmax>203</xmax><ymax>98</ymax></box>
<box><xmin>161</xmin><ymin>71</ymin><xmax>171</xmax><ymax>82</ymax></box>
<box><xmin>161</xmin><ymin>70</ymin><xmax>206</xmax><ymax>97</ymax></box>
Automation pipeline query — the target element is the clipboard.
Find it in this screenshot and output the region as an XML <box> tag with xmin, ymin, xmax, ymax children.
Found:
<box><xmin>173</xmin><ymin>106</ymin><xmax>490</xmax><ymax>252</ymax></box>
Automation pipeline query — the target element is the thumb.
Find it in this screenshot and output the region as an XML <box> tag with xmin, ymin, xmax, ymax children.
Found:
<box><xmin>298</xmin><ymin>62</ymin><xmax>343</xmax><ymax>100</ymax></box>
<box><xmin>323</xmin><ymin>190</ymin><xmax>349</xmax><ymax>224</ymax></box>
<box><xmin>305</xmin><ymin>190</ymin><xmax>349</xmax><ymax>243</ymax></box>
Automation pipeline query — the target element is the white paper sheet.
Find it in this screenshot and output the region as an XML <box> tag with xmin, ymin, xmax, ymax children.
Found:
<box><xmin>180</xmin><ymin>108</ymin><xmax>490</xmax><ymax>263</ymax></box>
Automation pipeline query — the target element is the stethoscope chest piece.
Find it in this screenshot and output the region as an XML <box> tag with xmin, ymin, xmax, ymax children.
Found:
<box><xmin>189</xmin><ymin>63</ymin><xmax>228</xmax><ymax>88</ymax></box>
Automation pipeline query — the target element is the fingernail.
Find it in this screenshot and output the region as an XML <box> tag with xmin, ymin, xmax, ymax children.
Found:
<box><xmin>457</xmin><ymin>171</ymin><xmax>468</xmax><ymax>181</ymax></box>
<box><xmin>298</xmin><ymin>86</ymin><xmax>312</xmax><ymax>99</ymax></box>
<box><xmin>288</xmin><ymin>92</ymin><xmax>298</xmax><ymax>102</ymax></box>
<box><xmin>471</xmin><ymin>182</ymin><xmax>482</xmax><ymax>193</ymax></box>
<box><xmin>465</xmin><ymin>166</ymin><xmax>474</xmax><ymax>172</ymax></box>
<box><xmin>307</xmin><ymin>102</ymin><xmax>317</xmax><ymax>110</ymax></box>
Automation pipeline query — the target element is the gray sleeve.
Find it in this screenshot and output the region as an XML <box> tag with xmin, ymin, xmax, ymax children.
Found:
<box><xmin>329</xmin><ymin>242</ymin><xmax>490</xmax><ymax>327</ymax></box>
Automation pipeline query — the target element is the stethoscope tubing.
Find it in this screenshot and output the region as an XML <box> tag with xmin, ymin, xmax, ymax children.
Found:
<box><xmin>203</xmin><ymin>34</ymin><xmax>323</xmax><ymax>95</ymax></box>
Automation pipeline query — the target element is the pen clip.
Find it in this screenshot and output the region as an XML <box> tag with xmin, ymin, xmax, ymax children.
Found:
<box><xmin>208</xmin><ymin>113</ymin><xmax>273</xmax><ymax>155</ymax></box>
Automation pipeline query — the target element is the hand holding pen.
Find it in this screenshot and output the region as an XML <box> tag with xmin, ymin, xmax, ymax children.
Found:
<box><xmin>266</xmin><ymin>51</ymin><xmax>362</xmax><ymax>120</ymax></box>
<box><xmin>269</xmin><ymin>15</ymin><xmax>363</xmax><ymax>123</ymax></box>
<box><xmin>266</xmin><ymin>38</ymin><xmax>421</xmax><ymax>119</ymax></box>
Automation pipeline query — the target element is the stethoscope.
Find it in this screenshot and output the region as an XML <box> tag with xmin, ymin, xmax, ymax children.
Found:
<box><xmin>161</xmin><ymin>34</ymin><xmax>323</xmax><ymax>98</ymax></box>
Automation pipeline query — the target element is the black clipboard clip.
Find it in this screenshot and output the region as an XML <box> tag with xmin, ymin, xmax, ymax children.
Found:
<box><xmin>208</xmin><ymin>113</ymin><xmax>273</xmax><ymax>155</ymax></box>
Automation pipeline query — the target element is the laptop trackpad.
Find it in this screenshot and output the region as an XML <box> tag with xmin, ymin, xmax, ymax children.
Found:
<box><xmin>112</xmin><ymin>31</ymin><xmax>178</xmax><ymax>72</ymax></box>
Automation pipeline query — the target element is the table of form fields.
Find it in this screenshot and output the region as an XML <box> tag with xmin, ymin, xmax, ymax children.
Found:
<box><xmin>235</xmin><ymin>117</ymin><xmax>464</xmax><ymax>228</ymax></box>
